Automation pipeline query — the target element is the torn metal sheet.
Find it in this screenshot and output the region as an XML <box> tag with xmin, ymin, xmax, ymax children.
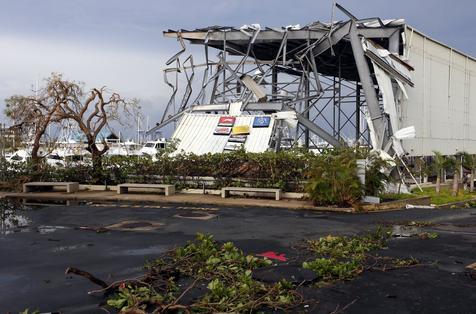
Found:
<box><xmin>364</xmin><ymin>40</ymin><xmax>414</xmax><ymax>86</ymax></box>
<box><xmin>373</xmin><ymin>62</ymin><xmax>399</xmax><ymax>136</ymax></box>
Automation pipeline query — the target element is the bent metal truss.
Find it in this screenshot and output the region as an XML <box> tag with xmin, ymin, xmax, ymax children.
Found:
<box><xmin>149</xmin><ymin>4</ymin><xmax>476</xmax><ymax>157</ymax></box>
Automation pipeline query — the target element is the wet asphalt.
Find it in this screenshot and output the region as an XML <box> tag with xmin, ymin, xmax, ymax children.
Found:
<box><xmin>0</xmin><ymin>202</ymin><xmax>476</xmax><ymax>313</ymax></box>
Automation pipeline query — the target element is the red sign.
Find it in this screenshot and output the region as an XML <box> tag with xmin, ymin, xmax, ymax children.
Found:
<box><xmin>218</xmin><ymin>116</ymin><xmax>236</xmax><ymax>127</ymax></box>
<box><xmin>214</xmin><ymin>126</ymin><xmax>232</xmax><ymax>135</ymax></box>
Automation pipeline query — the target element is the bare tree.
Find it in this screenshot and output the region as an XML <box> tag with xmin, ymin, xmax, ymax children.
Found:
<box><xmin>4</xmin><ymin>75</ymin><xmax>65</xmax><ymax>166</ymax></box>
<box><xmin>48</xmin><ymin>75</ymin><xmax>140</xmax><ymax>172</ymax></box>
<box><xmin>5</xmin><ymin>74</ymin><xmax>140</xmax><ymax>174</ymax></box>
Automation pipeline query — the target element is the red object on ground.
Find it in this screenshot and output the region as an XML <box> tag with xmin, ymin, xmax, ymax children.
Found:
<box><xmin>257</xmin><ymin>251</ymin><xmax>288</xmax><ymax>262</ymax></box>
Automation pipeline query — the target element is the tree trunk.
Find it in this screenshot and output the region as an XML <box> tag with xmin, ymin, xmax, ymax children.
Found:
<box><xmin>89</xmin><ymin>143</ymin><xmax>103</xmax><ymax>183</ymax></box>
<box><xmin>471</xmin><ymin>169</ymin><xmax>475</xmax><ymax>193</ymax></box>
<box><xmin>30</xmin><ymin>129</ymin><xmax>45</xmax><ymax>173</ymax></box>
<box><xmin>436</xmin><ymin>173</ymin><xmax>441</xmax><ymax>194</ymax></box>
<box><xmin>452</xmin><ymin>172</ymin><xmax>459</xmax><ymax>197</ymax></box>
<box><xmin>30</xmin><ymin>142</ymin><xmax>41</xmax><ymax>166</ymax></box>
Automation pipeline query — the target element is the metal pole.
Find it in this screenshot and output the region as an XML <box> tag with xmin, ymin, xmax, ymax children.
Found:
<box><xmin>304</xmin><ymin>68</ymin><xmax>310</xmax><ymax>148</ymax></box>
<box><xmin>356</xmin><ymin>83</ymin><xmax>361</xmax><ymax>142</ymax></box>
<box><xmin>337</xmin><ymin>56</ymin><xmax>342</xmax><ymax>139</ymax></box>
<box><xmin>272</xmin><ymin>68</ymin><xmax>278</xmax><ymax>100</ymax></box>
<box><xmin>333</xmin><ymin>77</ymin><xmax>336</xmax><ymax>137</ymax></box>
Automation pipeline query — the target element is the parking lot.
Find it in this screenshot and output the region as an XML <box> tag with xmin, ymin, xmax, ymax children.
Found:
<box><xmin>1</xmin><ymin>201</ymin><xmax>475</xmax><ymax>313</ymax></box>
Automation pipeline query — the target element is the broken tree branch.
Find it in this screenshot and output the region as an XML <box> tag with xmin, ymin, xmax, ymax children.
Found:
<box><xmin>65</xmin><ymin>267</ymin><xmax>108</xmax><ymax>288</ymax></box>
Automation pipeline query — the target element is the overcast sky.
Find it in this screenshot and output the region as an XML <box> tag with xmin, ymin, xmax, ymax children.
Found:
<box><xmin>1</xmin><ymin>0</ymin><xmax>475</xmax><ymax>131</ymax></box>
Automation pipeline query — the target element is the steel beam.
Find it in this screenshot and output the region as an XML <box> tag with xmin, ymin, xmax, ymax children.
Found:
<box><xmin>349</xmin><ymin>21</ymin><xmax>385</xmax><ymax>149</ymax></box>
<box><xmin>283</xmin><ymin>104</ymin><xmax>341</xmax><ymax>147</ymax></box>
<box><xmin>312</xmin><ymin>21</ymin><xmax>351</xmax><ymax>57</ymax></box>
<box><xmin>164</xmin><ymin>27</ymin><xmax>399</xmax><ymax>44</ymax></box>
<box><xmin>147</xmin><ymin>110</ymin><xmax>186</xmax><ymax>135</ymax></box>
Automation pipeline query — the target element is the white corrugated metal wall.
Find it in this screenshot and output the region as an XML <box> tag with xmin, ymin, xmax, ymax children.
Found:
<box><xmin>401</xmin><ymin>26</ymin><xmax>476</xmax><ymax>156</ymax></box>
<box><xmin>171</xmin><ymin>113</ymin><xmax>275</xmax><ymax>155</ymax></box>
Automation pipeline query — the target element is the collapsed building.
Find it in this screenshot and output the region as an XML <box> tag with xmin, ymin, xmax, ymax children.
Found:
<box><xmin>148</xmin><ymin>4</ymin><xmax>476</xmax><ymax>158</ymax></box>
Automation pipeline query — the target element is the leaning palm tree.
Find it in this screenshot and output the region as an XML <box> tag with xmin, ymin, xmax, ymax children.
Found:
<box><xmin>433</xmin><ymin>151</ymin><xmax>447</xmax><ymax>194</ymax></box>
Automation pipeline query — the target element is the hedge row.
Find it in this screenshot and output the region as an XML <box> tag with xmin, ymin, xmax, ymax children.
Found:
<box><xmin>0</xmin><ymin>149</ymin><xmax>318</xmax><ymax>192</ymax></box>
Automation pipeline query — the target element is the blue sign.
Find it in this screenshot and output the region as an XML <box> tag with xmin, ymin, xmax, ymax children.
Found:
<box><xmin>253</xmin><ymin>116</ymin><xmax>271</xmax><ymax>128</ymax></box>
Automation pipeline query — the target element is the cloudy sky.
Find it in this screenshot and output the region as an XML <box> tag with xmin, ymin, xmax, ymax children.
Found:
<box><xmin>0</xmin><ymin>0</ymin><xmax>474</xmax><ymax>131</ymax></box>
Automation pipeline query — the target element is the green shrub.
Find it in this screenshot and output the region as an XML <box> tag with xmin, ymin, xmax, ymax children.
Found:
<box><xmin>306</xmin><ymin>147</ymin><xmax>363</xmax><ymax>207</ymax></box>
<box><xmin>365</xmin><ymin>151</ymin><xmax>391</xmax><ymax>196</ymax></box>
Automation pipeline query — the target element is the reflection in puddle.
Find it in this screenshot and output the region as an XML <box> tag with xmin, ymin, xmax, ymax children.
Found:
<box><xmin>52</xmin><ymin>243</ymin><xmax>92</xmax><ymax>252</ymax></box>
<box><xmin>114</xmin><ymin>244</ymin><xmax>169</xmax><ymax>256</ymax></box>
<box><xmin>37</xmin><ymin>225</ymin><xmax>70</xmax><ymax>234</ymax></box>
<box><xmin>106</xmin><ymin>220</ymin><xmax>162</xmax><ymax>232</ymax></box>
<box><xmin>1</xmin><ymin>200</ymin><xmax>73</xmax><ymax>236</ymax></box>
<box><xmin>392</xmin><ymin>225</ymin><xmax>420</xmax><ymax>238</ymax></box>
<box><xmin>0</xmin><ymin>200</ymin><xmax>31</xmax><ymax>235</ymax></box>
<box><xmin>174</xmin><ymin>211</ymin><xmax>217</xmax><ymax>220</ymax></box>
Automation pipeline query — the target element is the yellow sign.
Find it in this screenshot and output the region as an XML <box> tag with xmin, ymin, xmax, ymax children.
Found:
<box><xmin>232</xmin><ymin>125</ymin><xmax>250</xmax><ymax>135</ymax></box>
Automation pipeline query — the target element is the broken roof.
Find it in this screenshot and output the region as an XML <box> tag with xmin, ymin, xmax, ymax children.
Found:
<box><xmin>164</xmin><ymin>18</ymin><xmax>406</xmax><ymax>81</ymax></box>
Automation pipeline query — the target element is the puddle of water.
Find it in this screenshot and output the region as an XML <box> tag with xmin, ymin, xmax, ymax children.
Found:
<box><xmin>114</xmin><ymin>244</ymin><xmax>170</xmax><ymax>256</ymax></box>
<box><xmin>391</xmin><ymin>225</ymin><xmax>421</xmax><ymax>238</ymax></box>
<box><xmin>37</xmin><ymin>225</ymin><xmax>71</xmax><ymax>234</ymax></box>
<box><xmin>51</xmin><ymin>243</ymin><xmax>92</xmax><ymax>252</ymax></box>
<box><xmin>120</xmin><ymin>222</ymin><xmax>153</xmax><ymax>228</ymax></box>
<box><xmin>106</xmin><ymin>220</ymin><xmax>162</xmax><ymax>231</ymax></box>
<box><xmin>174</xmin><ymin>211</ymin><xmax>217</xmax><ymax>220</ymax></box>
<box><xmin>0</xmin><ymin>200</ymin><xmax>31</xmax><ymax>235</ymax></box>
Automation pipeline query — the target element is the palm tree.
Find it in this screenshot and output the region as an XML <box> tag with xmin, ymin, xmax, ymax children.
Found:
<box><xmin>462</xmin><ymin>152</ymin><xmax>476</xmax><ymax>192</ymax></box>
<box><xmin>451</xmin><ymin>154</ymin><xmax>463</xmax><ymax>197</ymax></box>
<box><xmin>432</xmin><ymin>151</ymin><xmax>446</xmax><ymax>194</ymax></box>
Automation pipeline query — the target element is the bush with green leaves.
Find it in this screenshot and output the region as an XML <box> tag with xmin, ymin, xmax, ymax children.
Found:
<box><xmin>305</xmin><ymin>147</ymin><xmax>364</xmax><ymax>207</ymax></box>
<box><xmin>0</xmin><ymin>147</ymin><xmax>394</xmax><ymax>204</ymax></box>
<box><xmin>364</xmin><ymin>151</ymin><xmax>392</xmax><ymax>196</ymax></box>
<box><xmin>108</xmin><ymin>233</ymin><xmax>300</xmax><ymax>313</ymax></box>
<box><xmin>303</xmin><ymin>228</ymin><xmax>390</xmax><ymax>281</ymax></box>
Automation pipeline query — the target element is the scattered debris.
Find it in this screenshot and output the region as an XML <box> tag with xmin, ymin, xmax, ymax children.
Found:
<box><xmin>69</xmin><ymin>234</ymin><xmax>303</xmax><ymax>313</ymax></box>
<box><xmin>405</xmin><ymin>204</ymin><xmax>435</xmax><ymax>209</ymax></box>
<box><xmin>391</xmin><ymin>225</ymin><xmax>439</xmax><ymax>239</ymax></box>
<box><xmin>257</xmin><ymin>251</ymin><xmax>288</xmax><ymax>262</ymax></box>
<box><xmin>252</xmin><ymin>265</ymin><xmax>317</xmax><ymax>284</ymax></box>
<box><xmin>67</xmin><ymin>229</ymin><xmax>438</xmax><ymax>312</ymax></box>
<box><xmin>465</xmin><ymin>262</ymin><xmax>476</xmax><ymax>280</ymax></box>
<box><xmin>417</xmin><ymin>232</ymin><xmax>439</xmax><ymax>240</ymax></box>
<box><xmin>65</xmin><ymin>267</ymin><xmax>108</xmax><ymax>288</ymax></box>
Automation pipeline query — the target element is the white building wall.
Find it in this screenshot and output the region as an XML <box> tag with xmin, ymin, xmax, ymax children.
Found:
<box><xmin>401</xmin><ymin>26</ymin><xmax>476</xmax><ymax>156</ymax></box>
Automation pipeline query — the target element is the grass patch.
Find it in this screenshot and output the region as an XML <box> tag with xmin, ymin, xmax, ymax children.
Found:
<box><xmin>413</xmin><ymin>187</ymin><xmax>476</xmax><ymax>205</ymax></box>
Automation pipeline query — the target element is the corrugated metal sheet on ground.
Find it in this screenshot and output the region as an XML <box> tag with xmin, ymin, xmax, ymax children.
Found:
<box><xmin>172</xmin><ymin>113</ymin><xmax>275</xmax><ymax>155</ymax></box>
